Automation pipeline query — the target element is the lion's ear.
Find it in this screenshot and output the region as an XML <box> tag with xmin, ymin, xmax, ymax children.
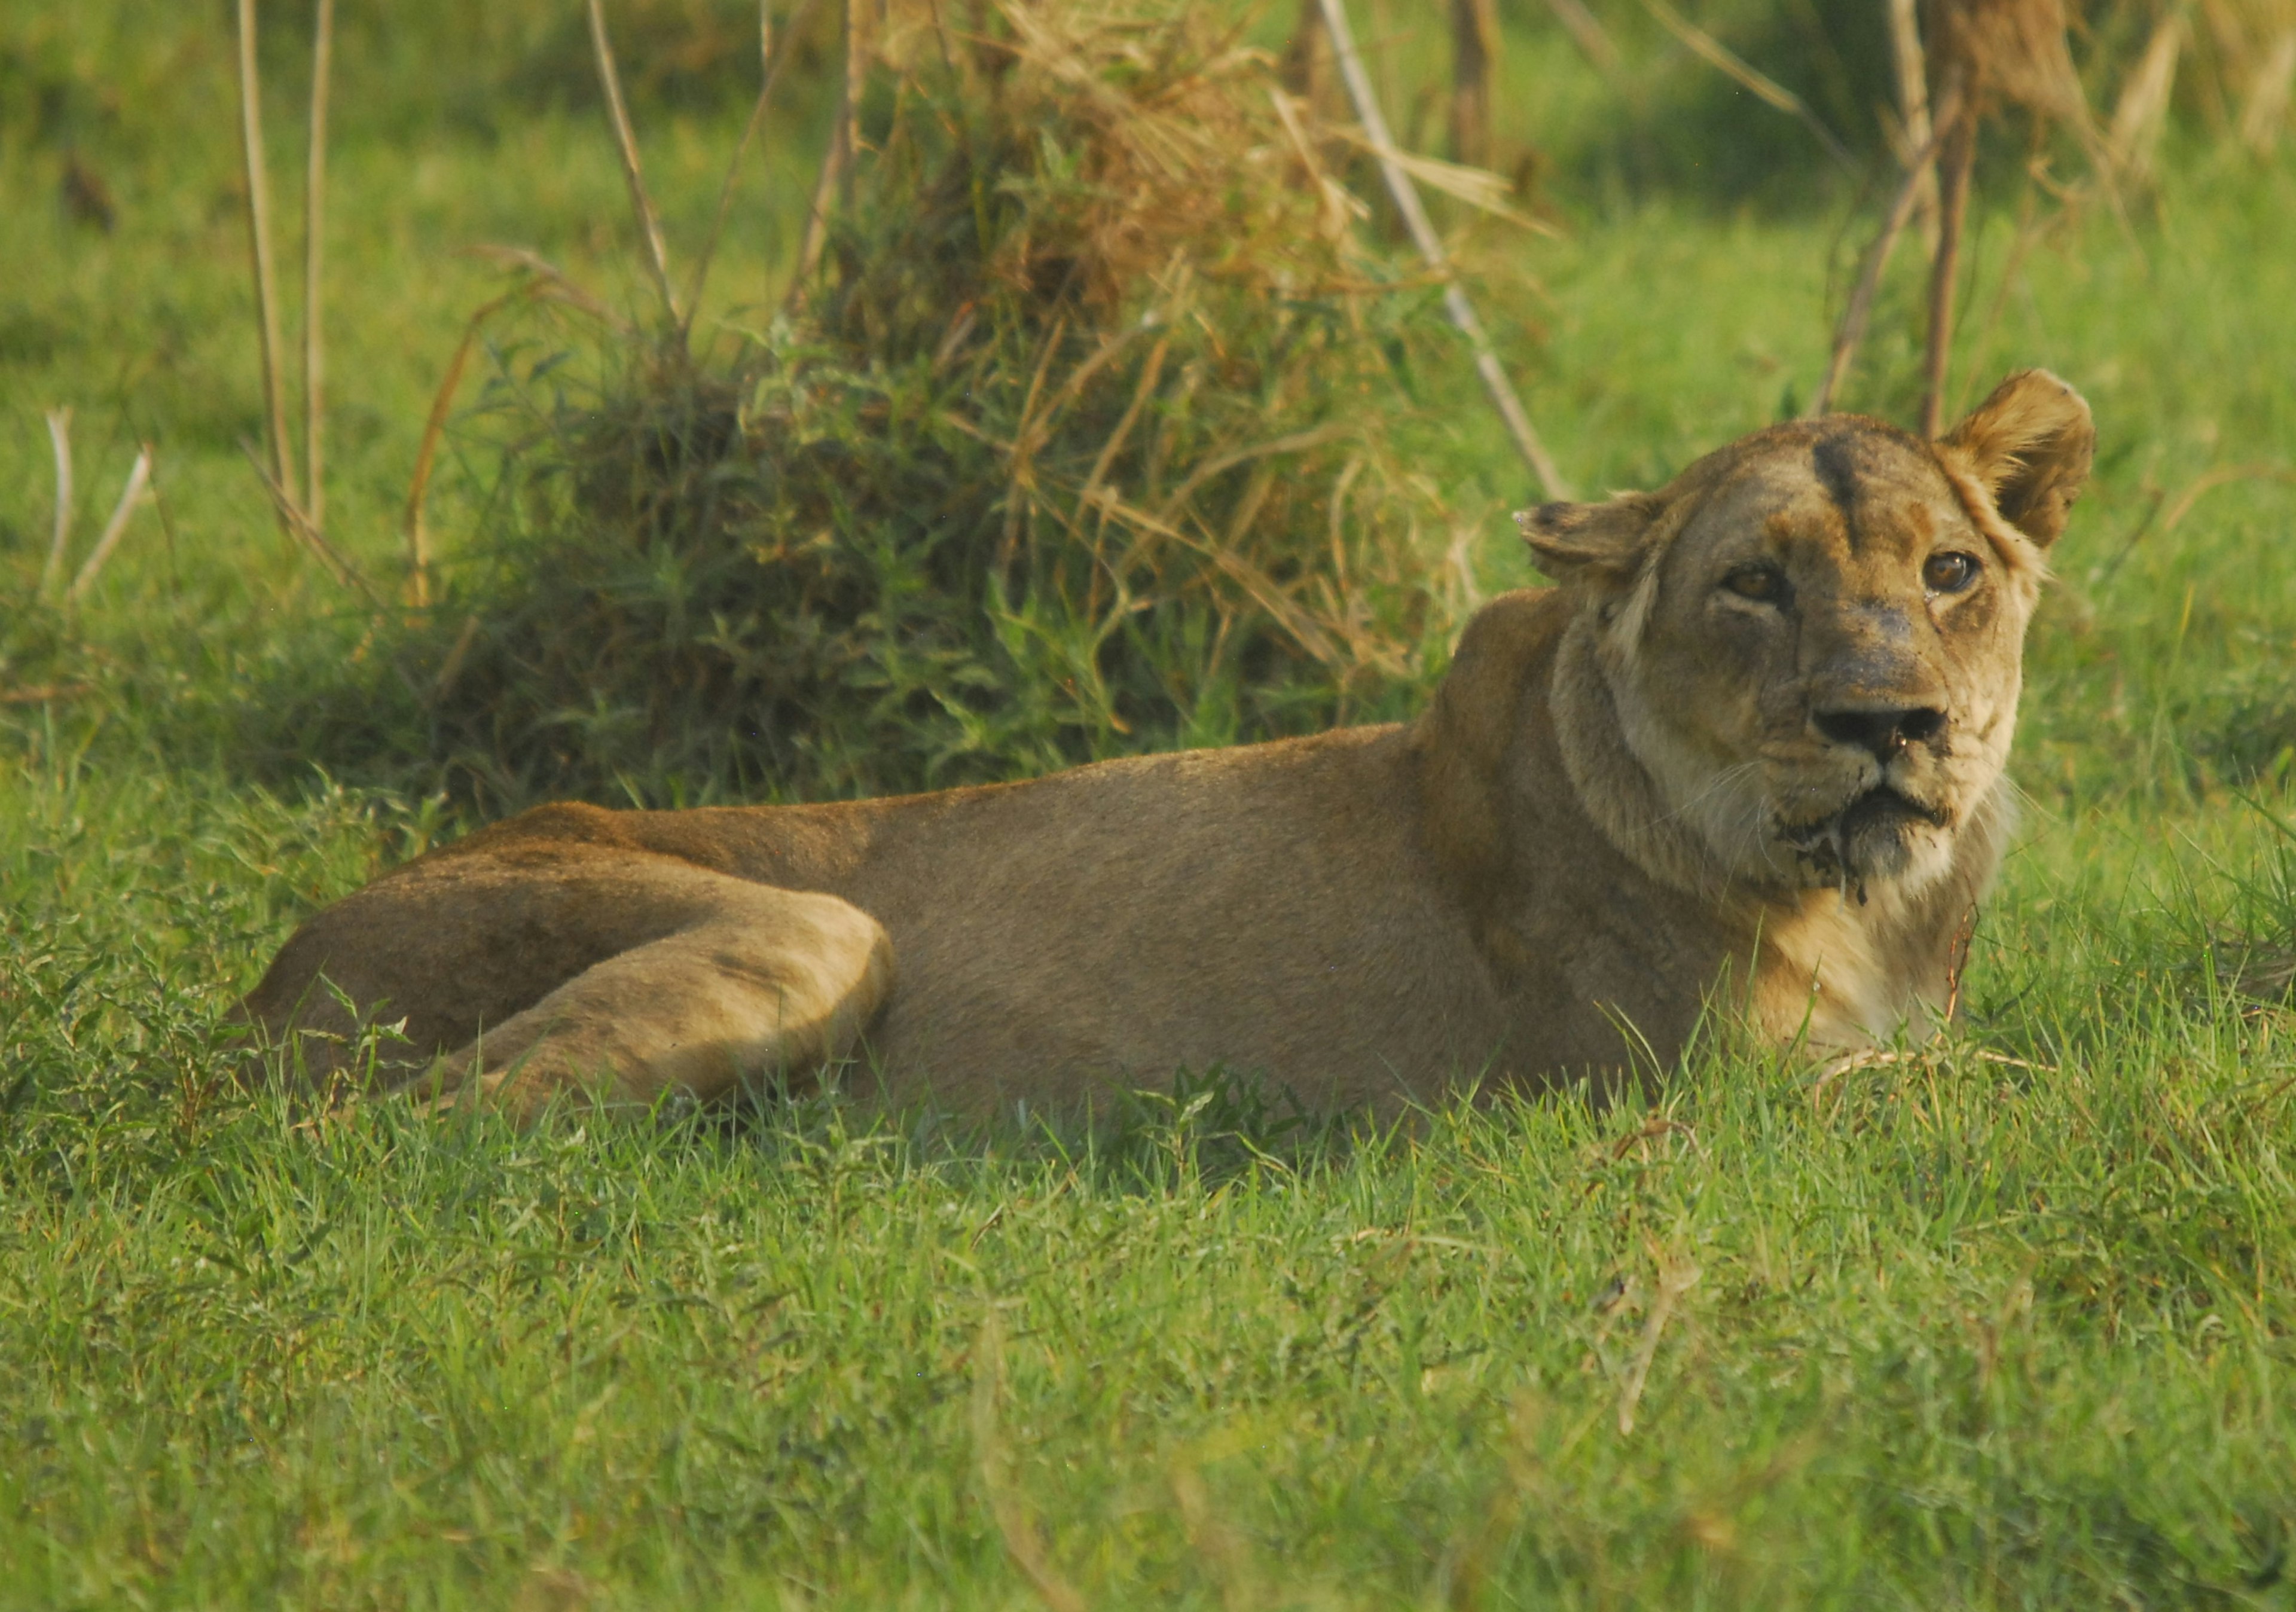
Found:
<box><xmin>1937</xmin><ymin>369</ymin><xmax>2095</xmax><ymax>547</ymax></box>
<box><xmin>1516</xmin><ymin>493</ymin><xmax>1664</xmax><ymax>582</ymax></box>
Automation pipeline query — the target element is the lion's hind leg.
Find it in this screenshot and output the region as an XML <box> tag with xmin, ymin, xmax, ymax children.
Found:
<box><xmin>244</xmin><ymin>843</ymin><xmax>893</xmax><ymax>1121</ymax></box>
<box><xmin>411</xmin><ymin>872</ymin><xmax>895</xmax><ymax>1123</ymax></box>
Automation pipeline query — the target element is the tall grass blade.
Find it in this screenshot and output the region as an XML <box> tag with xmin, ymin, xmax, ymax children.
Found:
<box><xmin>1814</xmin><ymin>114</ymin><xmax>1950</xmax><ymax>415</ymax></box>
<box><xmin>1315</xmin><ymin>0</ymin><xmax>1571</xmax><ymax>497</ymax></box>
<box><xmin>303</xmin><ymin>0</ymin><xmax>334</xmax><ymax>534</ymax></box>
<box><xmin>683</xmin><ymin>0</ymin><xmax>823</xmax><ymax>324</ymax></box>
<box><xmin>41</xmin><ymin>405</ymin><xmax>72</xmax><ymax>599</ymax></box>
<box><xmin>1639</xmin><ymin>0</ymin><xmax>1858</xmax><ymax>175</ymax></box>
<box><xmin>2240</xmin><ymin>29</ymin><xmax>2296</xmax><ymax>151</ymax></box>
<box><xmin>1886</xmin><ymin>0</ymin><xmax>1940</xmax><ymax>248</ymax></box>
<box><xmin>790</xmin><ymin>0</ymin><xmax>860</xmax><ymax>303</ymax></box>
<box><xmin>234</xmin><ymin>0</ymin><xmax>300</xmax><ymax>520</ymax></box>
<box><xmin>65</xmin><ymin>447</ymin><xmax>154</xmax><ymax>607</ymax></box>
<box><xmin>585</xmin><ymin>0</ymin><xmax>682</xmax><ymax>329</ymax></box>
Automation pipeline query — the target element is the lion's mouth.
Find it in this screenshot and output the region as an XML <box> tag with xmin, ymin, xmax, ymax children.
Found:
<box><xmin>1778</xmin><ymin>786</ymin><xmax>1949</xmax><ymax>899</ymax></box>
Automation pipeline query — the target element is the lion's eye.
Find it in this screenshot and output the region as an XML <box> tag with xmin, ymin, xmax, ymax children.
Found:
<box><xmin>1923</xmin><ymin>551</ymin><xmax>1980</xmax><ymax>593</ymax></box>
<box><xmin>1722</xmin><ymin>564</ymin><xmax>1786</xmax><ymax>603</ymax></box>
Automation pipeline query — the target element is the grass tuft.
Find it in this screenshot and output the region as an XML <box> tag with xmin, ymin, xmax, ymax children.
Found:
<box><xmin>251</xmin><ymin>0</ymin><xmax>1492</xmax><ymax>810</ymax></box>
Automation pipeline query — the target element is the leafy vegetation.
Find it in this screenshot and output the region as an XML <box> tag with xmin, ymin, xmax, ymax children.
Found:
<box><xmin>4</xmin><ymin>0</ymin><xmax>2296</xmax><ymax>1605</ymax></box>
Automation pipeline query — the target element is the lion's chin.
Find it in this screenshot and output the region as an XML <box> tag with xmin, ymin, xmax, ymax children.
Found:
<box><xmin>1775</xmin><ymin>786</ymin><xmax>1950</xmax><ymax>899</ymax></box>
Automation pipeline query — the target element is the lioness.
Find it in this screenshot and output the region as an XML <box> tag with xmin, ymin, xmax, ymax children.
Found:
<box><xmin>246</xmin><ymin>370</ymin><xmax>2092</xmax><ymax>1120</ymax></box>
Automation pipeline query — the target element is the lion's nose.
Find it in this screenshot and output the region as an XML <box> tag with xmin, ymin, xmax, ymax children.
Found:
<box><xmin>1813</xmin><ymin>704</ymin><xmax>1947</xmax><ymax>761</ymax></box>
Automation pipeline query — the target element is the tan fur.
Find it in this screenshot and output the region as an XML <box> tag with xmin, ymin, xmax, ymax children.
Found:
<box><xmin>243</xmin><ymin>371</ymin><xmax>2093</xmax><ymax>1121</ymax></box>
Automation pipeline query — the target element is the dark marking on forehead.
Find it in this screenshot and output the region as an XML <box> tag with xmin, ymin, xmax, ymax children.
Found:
<box><xmin>1806</xmin><ymin>428</ymin><xmax>1937</xmax><ymax>552</ymax></box>
<box><xmin>1810</xmin><ymin>433</ymin><xmax>1867</xmax><ymax>530</ymax></box>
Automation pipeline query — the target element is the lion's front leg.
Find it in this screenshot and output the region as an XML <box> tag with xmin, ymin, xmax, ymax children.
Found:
<box><xmin>409</xmin><ymin>883</ymin><xmax>894</xmax><ymax>1122</ymax></box>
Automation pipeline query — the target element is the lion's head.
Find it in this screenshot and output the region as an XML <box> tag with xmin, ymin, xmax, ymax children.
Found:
<box><xmin>1524</xmin><ymin>370</ymin><xmax>2094</xmax><ymax>905</ymax></box>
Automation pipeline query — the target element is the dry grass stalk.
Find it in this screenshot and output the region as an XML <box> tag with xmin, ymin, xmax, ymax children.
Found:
<box><xmin>1450</xmin><ymin>0</ymin><xmax>1499</xmax><ymax>167</ymax></box>
<box><xmin>969</xmin><ymin>1311</ymin><xmax>1086</xmax><ymax>1612</ymax></box>
<box><xmin>1327</xmin><ymin>127</ymin><xmax>1546</xmax><ymax>227</ymax></box>
<box><xmin>1616</xmin><ymin>1251</ymin><xmax>1699</xmax><ymax>1436</ymax></box>
<box><xmin>1638</xmin><ymin>0</ymin><xmax>1858</xmax><ymax>174</ymax></box>
<box><xmin>2107</xmin><ymin>8</ymin><xmax>2187</xmax><ymax>179</ymax></box>
<box><xmin>65</xmin><ymin>447</ymin><xmax>154</xmax><ymax>606</ymax></box>
<box><xmin>242</xmin><ymin>442</ymin><xmax>379</xmax><ymax>607</ymax></box>
<box><xmin>1545</xmin><ymin>0</ymin><xmax>1618</xmax><ymax>72</ymax></box>
<box><xmin>1813</xmin><ymin>112</ymin><xmax>1949</xmax><ymax>414</ymax></box>
<box><xmin>585</xmin><ymin>0</ymin><xmax>683</xmax><ymax>328</ymax></box>
<box><xmin>234</xmin><ymin>0</ymin><xmax>299</xmax><ymax>518</ymax></box>
<box><xmin>683</xmin><ymin>0</ymin><xmax>823</xmax><ymax>323</ymax></box>
<box><xmin>1315</xmin><ymin>0</ymin><xmax>1571</xmax><ymax>497</ymax></box>
<box><xmin>790</xmin><ymin>0</ymin><xmax>862</xmax><ymax>303</ymax></box>
<box><xmin>303</xmin><ymin>0</ymin><xmax>334</xmax><ymax>535</ymax></box>
<box><xmin>41</xmin><ymin>407</ymin><xmax>72</xmax><ymax>599</ymax></box>
<box><xmin>1886</xmin><ymin>0</ymin><xmax>1940</xmax><ymax>248</ymax></box>
<box><xmin>1919</xmin><ymin>0</ymin><xmax>2095</xmax><ymax>435</ymax></box>
<box><xmin>404</xmin><ymin>296</ymin><xmax>512</xmax><ymax>610</ymax></box>
<box><xmin>404</xmin><ymin>259</ymin><xmax>621</xmax><ymax>607</ymax></box>
<box><xmin>2240</xmin><ymin>28</ymin><xmax>2296</xmax><ymax>149</ymax></box>
<box><xmin>1283</xmin><ymin>0</ymin><xmax>1329</xmax><ymax>100</ymax></box>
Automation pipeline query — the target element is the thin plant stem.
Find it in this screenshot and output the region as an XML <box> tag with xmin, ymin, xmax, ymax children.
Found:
<box><xmin>1886</xmin><ymin>0</ymin><xmax>1938</xmax><ymax>251</ymax></box>
<box><xmin>685</xmin><ymin>0</ymin><xmax>826</xmax><ymax>326</ymax></box>
<box><xmin>234</xmin><ymin>0</ymin><xmax>299</xmax><ymax>519</ymax></box>
<box><xmin>1449</xmin><ymin>0</ymin><xmax>1497</xmax><ymax>168</ymax></box>
<box><xmin>586</xmin><ymin>0</ymin><xmax>683</xmax><ymax>329</ymax></box>
<box><xmin>1923</xmin><ymin>86</ymin><xmax>1977</xmax><ymax>438</ymax></box>
<box><xmin>66</xmin><ymin>447</ymin><xmax>154</xmax><ymax>607</ymax></box>
<box><xmin>1813</xmin><ymin>107</ymin><xmax>1952</xmax><ymax>416</ymax></box>
<box><xmin>242</xmin><ymin>441</ymin><xmax>380</xmax><ymax>606</ymax></box>
<box><xmin>790</xmin><ymin>0</ymin><xmax>859</xmax><ymax>305</ymax></box>
<box><xmin>1544</xmin><ymin>0</ymin><xmax>1617</xmax><ymax>72</ymax></box>
<box><xmin>304</xmin><ymin>0</ymin><xmax>334</xmax><ymax>534</ymax></box>
<box><xmin>1315</xmin><ymin>0</ymin><xmax>1571</xmax><ymax>498</ymax></box>
<box><xmin>41</xmin><ymin>407</ymin><xmax>73</xmax><ymax>599</ymax></box>
<box><xmin>1639</xmin><ymin>0</ymin><xmax>1858</xmax><ymax>175</ymax></box>
<box><xmin>404</xmin><ymin>287</ymin><xmax>527</xmax><ymax>610</ymax></box>
<box><xmin>404</xmin><ymin>258</ymin><xmax>621</xmax><ymax>607</ymax></box>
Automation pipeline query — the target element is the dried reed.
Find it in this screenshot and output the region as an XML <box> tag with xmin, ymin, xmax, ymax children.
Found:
<box><xmin>403</xmin><ymin>254</ymin><xmax>622</xmax><ymax>607</ymax></box>
<box><xmin>788</xmin><ymin>0</ymin><xmax>860</xmax><ymax>302</ymax></box>
<box><xmin>1616</xmin><ymin>1251</ymin><xmax>1700</xmax><ymax>1436</ymax></box>
<box><xmin>1449</xmin><ymin>0</ymin><xmax>1498</xmax><ymax>167</ymax></box>
<box><xmin>234</xmin><ymin>0</ymin><xmax>298</xmax><ymax>516</ymax></box>
<box><xmin>2241</xmin><ymin>26</ymin><xmax>2296</xmax><ymax>149</ymax></box>
<box><xmin>1544</xmin><ymin>0</ymin><xmax>1618</xmax><ymax>73</ymax></box>
<box><xmin>1886</xmin><ymin>0</ymin><xmax>1938</xmax><ymax>248</ymax></box>
<box><xmin>1317</xmin><ymin>0</ymin><xmax>1570</xmax><ymax>496</ymax></box>
<box><xmin>242</xmin><ymin>443</ymin><xmax>378</xmax><ymax>606</ymax></box>
<box><xmin>2106</xmin><ymin>8</ymin><xmax>2185</xmax><ymax>178</ymax></box>
<box><xmin>1638</xmin><ymin>0</ymin><xmax>1857</xmax><ymax>175</ymax></box>
<box><xmin>1922</xmin><ymin>0</ymin><xmax>2093</xmax><ymax>433</ymax></box>
<box><xmin>683</xmin><ymin>0</ymin><xmax>825</xmax><ymax>325</ymax></box>
<box><xmin>41</xmin><ymin>407</ymin><xmax>72</xmax><ymax>599</ymax></box>
<box><xmin>303</xmin><ymin>0</ymin><xmax>334</xmax><ymax>535</ymax></box>
<box><xmin>586</xmin><ymin>0</ymin><xmax>683</xmax><ymax>328</ymax></box>
<box><xmin>65</xmin><ymin>448</ymin><xmax>154</xmax><ymax>607</ymax></box>
<box><xmin>970</xmin><ymin>1311</ymin><xmax>1086</xmax><ymax>1612</ymax></box>
<box><xmin>1812</xmin><ymin>114</ymin><xmax>1947</xmax><ymax>416</ymax></box>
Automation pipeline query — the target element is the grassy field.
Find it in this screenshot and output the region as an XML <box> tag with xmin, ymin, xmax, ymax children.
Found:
<box><xmin>6</xmin><ymin>0</ymin><xmax>2296</xmax><ymax>1605</ymax></box>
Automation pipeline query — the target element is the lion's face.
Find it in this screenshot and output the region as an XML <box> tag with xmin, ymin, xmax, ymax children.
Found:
<box><xmin>1526</xmin><ymin>370</ymin><xmax>2094</xmax><ymax>900</ymax></box>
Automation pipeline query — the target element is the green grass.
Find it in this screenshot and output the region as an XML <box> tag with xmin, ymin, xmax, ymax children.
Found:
<box><xmin>6</xmin><ymin>0</ymin><xmax>2296</xmax><ymax>1604</ymax></box>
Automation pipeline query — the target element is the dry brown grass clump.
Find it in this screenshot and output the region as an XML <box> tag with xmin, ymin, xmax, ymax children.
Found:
<box><xmin>276</xmin><ymin>0</ymin><xmax>1501</xmax><ymax>811</ymax></box>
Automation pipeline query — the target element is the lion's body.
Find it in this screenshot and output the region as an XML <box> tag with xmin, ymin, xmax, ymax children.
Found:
<box><xmin>245</xmin><ymin>373</ymin><xmax>2093</xmax><ymax>1120</ymax></box>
